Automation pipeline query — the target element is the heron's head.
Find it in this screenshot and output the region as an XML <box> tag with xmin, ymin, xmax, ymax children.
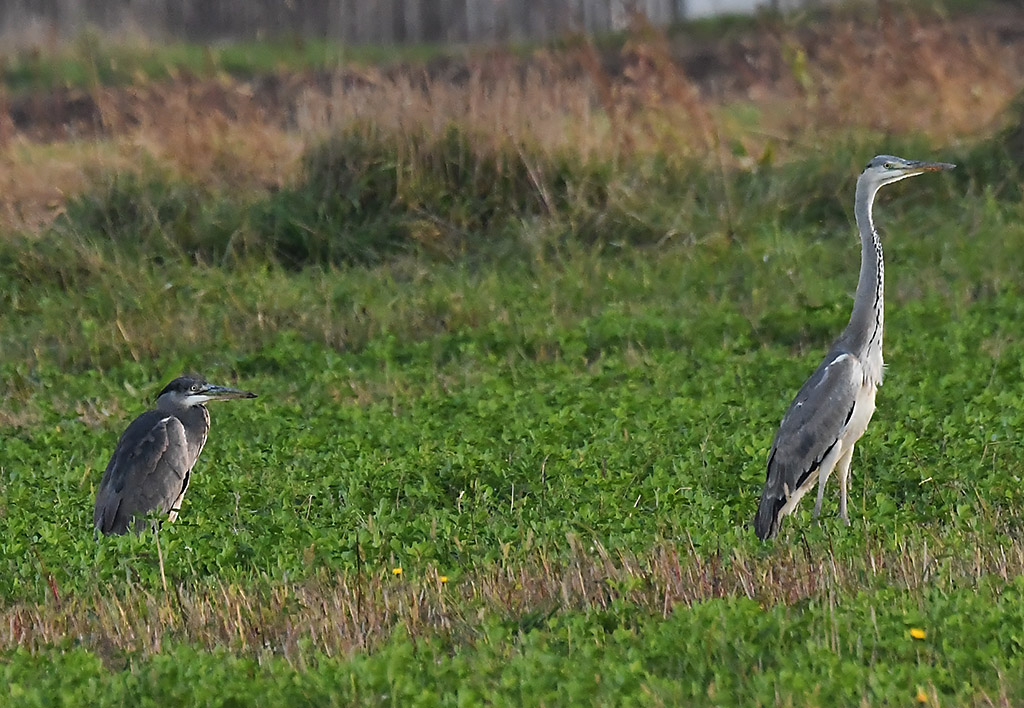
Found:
<box><xmin>860</xmin><ymin>154</ymin><xmax>955</xmax><ymax>190</ymax></box>
<box><xmin>156</xmin><ymin>375</ymin><xmax>257</xmax><ymax>410</ymax></box>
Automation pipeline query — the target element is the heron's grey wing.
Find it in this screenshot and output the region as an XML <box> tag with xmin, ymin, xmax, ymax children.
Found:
<box><xmin>754</xmin><ymin>351</ymin><xmax>862</xmax><ymax>538</ymax></box>
<box><xmin>93</xmin><ymin>412</ymin><xmax>191</xmax><ymax>535</ymax></box>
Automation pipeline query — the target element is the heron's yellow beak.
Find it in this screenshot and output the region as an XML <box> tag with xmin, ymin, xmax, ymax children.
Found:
<box><xmin>907</xmin><ymin>160</ymin><xmax>956</xmax><ymax>174</ymax></box>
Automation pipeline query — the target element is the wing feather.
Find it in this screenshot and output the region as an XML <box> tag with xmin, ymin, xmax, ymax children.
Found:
<box><xmin>755</xmin><ymin>350</ymin><xmax>862</xmax><ymax>539</ymax></box>
<box><xmin>93</xmin><ymin>412</ymin><xmax>191</xmax><ymax>535</ymax></box>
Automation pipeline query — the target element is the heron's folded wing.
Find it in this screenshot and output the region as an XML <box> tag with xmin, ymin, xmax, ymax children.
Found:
<box><xmin>93</xmin><ymin>413</ymin><xmax>190</xmax><ymax>535</ymax></box>
<box><xmin>766</xmin><ymin>351</ymin><xmax>862</xmax><ymax>494</ymax></box>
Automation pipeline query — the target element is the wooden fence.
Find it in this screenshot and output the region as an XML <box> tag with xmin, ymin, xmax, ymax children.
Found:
<box><xmin>0</xmin><ymin>0</ymin><xmax>799</xmax><ymax>48</ymax></box>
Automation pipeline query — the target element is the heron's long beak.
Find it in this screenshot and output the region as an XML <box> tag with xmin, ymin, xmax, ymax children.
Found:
<box><xmin>907</xmin><ymin>160</ymin><xmax>956</xmax><ymax>174</ymax></box>
<box><xmin>202</xmin><ymin>384</ymin><xmax>257</xmax><ymax>401</ymax></box>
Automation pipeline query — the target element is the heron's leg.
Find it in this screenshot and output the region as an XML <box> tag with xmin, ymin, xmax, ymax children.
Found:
<box><xmin>835</xmin><ymin>447</ymin><xmax>855</xmax><ymax>525</ymax></box>
<box><xmin>812</xmin><ymin>442</ymin><xmax>845</xmax><ymax>519</ymax></box>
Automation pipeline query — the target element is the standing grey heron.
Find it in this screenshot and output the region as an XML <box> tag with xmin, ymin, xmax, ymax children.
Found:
<box><xmin>93</xmin><ymin>375</ymin><xmax>256</xmax><ymax>536</ymax></box>
<box><xmin>754</xmin><ymin>155</ymin><xmax>954</xmax><ymax>540</ymax></box>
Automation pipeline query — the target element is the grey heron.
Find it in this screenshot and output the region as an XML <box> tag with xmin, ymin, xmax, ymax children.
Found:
<box><xmin>93</xmin><ymin>375</ymin><xmax>256</xmax><ymax>536</ymax></box>
<box><xmin>754</xmin><ymin>155</ymin><xmax>954</xmax><ymax>540</ymax></box>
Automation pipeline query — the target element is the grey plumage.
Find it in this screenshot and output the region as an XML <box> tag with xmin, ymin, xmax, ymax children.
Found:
<box><xmin>93</xmin><ymin>375</ymin><xmax>256</xmax><ymax>536</ymax></box>
<box><xmin>754</xmin><ymin>155</ymin><xmax>954</xmax><ymax>540</ymax></box>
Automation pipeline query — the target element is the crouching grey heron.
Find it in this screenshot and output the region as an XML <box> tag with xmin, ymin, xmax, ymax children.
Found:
<box><xmin>754</xmin><ymin>155</ymin><xmax>954</xmax><ymax>540</ymax></box>
<box><xmin>93</xmin><ymin>375</ymin><xmax>256</xmax><ymax>535</ymax></box>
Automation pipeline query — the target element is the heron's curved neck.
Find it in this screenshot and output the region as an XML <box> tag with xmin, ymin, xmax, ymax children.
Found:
<box><xmin>845</xmin><ymin>178</ymin><xmax>884</xmax><ymax>357</ymax></box>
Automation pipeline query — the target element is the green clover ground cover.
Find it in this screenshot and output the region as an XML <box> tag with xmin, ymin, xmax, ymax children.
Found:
<box><xmin>2</xmin><ymin>126</ymin><xmax>1024</xmax><ymax>705</ymax></box>
<box><xmin>3</xmin><ymin>580</ymin><xmax>1024</xmax><ymax>707</ymax></box>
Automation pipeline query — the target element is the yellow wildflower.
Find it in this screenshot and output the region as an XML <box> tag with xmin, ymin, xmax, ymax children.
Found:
<box><xmin>910</xmin><ymin>628</ymin><xmax>926</xmax><ymax>640</ymax></box>
<box><xmin>392</xmin><ymin>567</ymin><xmax>402</xmax><ymax>576</ymax></box>
<box><xmin>915</xmin><ymin>687</ymin><xmax>929</xmax><ymax>703</ymax></box>
<box><xmin>439</xmin><ymin>575</ymin><xmax>449</xmax><ymax>583</ymax></box>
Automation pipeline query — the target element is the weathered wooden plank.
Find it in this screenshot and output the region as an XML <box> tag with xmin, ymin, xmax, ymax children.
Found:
<box><xmin>0</xmin><ymin>0</ymin><xmax>786</xmax><ymax>48</ymax></box>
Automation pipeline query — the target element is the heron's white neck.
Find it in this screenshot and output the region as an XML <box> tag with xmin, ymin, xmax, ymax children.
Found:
<box><xmin>845</xmin><ymin>178</ymin><xmax>885</xmax><ymax>382</ymax></box>
<box><xmin>156</xmin><ymin>395</ymin><xmax>209</xmax><ymax>412</ymax></box>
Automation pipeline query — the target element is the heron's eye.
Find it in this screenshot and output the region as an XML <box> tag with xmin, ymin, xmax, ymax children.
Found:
<box><xmin>190</xmin><ymin>384</ymin><xmax>199</xmax><ymax>392</ymax></box>
<box><xmin>883</xmin><ymin>162</ymin><xmax>895</xmax><ymax>170</ymax></box>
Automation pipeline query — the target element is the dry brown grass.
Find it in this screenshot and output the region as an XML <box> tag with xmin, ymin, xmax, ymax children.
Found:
<box><xmin>0</xmin><ymin>79</ymin><xmax>304</xmax><ymax>233</ymax></box>
<box><xmin>1</xmin><ymin>5</ymin><xmax>1021</xmax><ymax>237</ymax></box>
<box><xmin>0</xmin><ymin>138</ymin><xmax>135</xmax><ymax>233</ymax></box>
<box><xmin>114</xmin><ymin>78</ymin><xmax>306</xmax><ymax>190</ymax></box>
<box><xmin>803</xmin><ymin>10</ymin><xmax>1022</xmax><ymax>139</ymax></box>
<box><xmin>5</xmin><ymin>532</ymin><xmax>1022</xmax><ymax>661</ymax></box>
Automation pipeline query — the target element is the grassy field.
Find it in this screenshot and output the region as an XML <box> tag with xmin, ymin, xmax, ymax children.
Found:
<box><xmin>3</xmin><ymin>2</ymin><xmax>1024</xmax><ymax>706</ymax></box>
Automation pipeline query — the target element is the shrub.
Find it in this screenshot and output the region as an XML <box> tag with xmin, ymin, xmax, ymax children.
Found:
<box><xmin>255</xmin><ymin>122</ymin><xmax>614</xmax><ymax>266</ymax></box>
<box><xmin>59</xmin><ymin>172</ymin><xmax>246</xmax><ymax>265</ymax></box>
